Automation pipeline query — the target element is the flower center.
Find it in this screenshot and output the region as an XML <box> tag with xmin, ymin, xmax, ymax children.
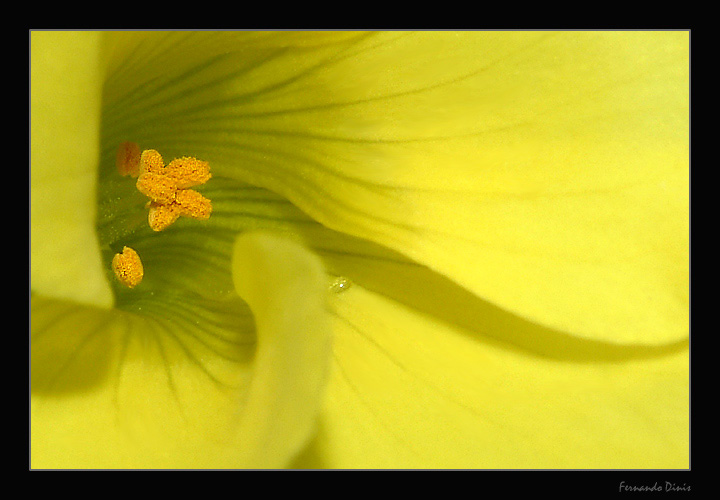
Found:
<box><xmin>97</xmin><ymin>136</ymin><xmax>240</xmax><ymax>310</ymax></box>
<box><xmin>109</xmin><ymin>143</ymin><xmax>215</xmax><ymax>288</ymax></box>
<box><xmin>118</xmin><ymin>143</ymin><xmax>213</xmax><ymax>232</ymax></box>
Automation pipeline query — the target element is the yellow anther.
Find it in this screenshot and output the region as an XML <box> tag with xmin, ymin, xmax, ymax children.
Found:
<box><xmin>112</xmin><ymin>246</ymin><xmax>144</xmax><ymax>288</ymax></box>
<box><xmin>148</xmin><ymin>202</ymin><xmax>181</xmax><ymax>232</ymax></box>
<box><xmin>140</xmin><ymin>149</ymin><xmax>166</xmax><ymax>175</ymax></box>
<box><xmin>136</xmin><ymin>172</ymin><xmax>178</xmax><ymax>204</ymax></box>
<box><xmin>116</xmin><ymin>141</ymin><xmax>141</xmax><ymax>177</ymax></box>
<box><xmin>165</xmin><ymin>157</ymin><xmax>212</xmax><ymax>189</ymax></box>
<box><xmin>130</xmin><ymin>147</ymin><xmax>213</xmax><ymax>232</ymax></box>
<box><xmin>175</xmin><ymin>189</ymin><xmax>212</xmax><ymax>220</ymax></box>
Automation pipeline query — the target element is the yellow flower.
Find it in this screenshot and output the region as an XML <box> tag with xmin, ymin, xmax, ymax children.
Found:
<box><xmin>31</xmin><ymin>31</ymin><xmax>689</xmax><ymax>469</ymax></box>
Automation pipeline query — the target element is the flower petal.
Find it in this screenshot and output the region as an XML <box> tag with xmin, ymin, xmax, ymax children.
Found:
<box><xmin>99</xmin><ymin>169</ymin><xmax>628</xmax><ymax>358</ymax></box>
<box><xmin>31</xmin><ymin>232</ymin><xmax>330</xmax><ymax>468</ymax></box>
<box><xmin>231</xmin><ymin>232</ymin><xmax>331</xmax><ymax>467</ymax></box>
<box><xmin>100</xmin><ymin>31</ymin><xmax>688</xmax><ymax>344</ymax></box>
<box><xmin>293</xmin><ymin>284</ymin><xmax>689</xmax><ymax>469</ymax></box>
<box><xmin>31</xmin><ymin>31</ymin><xmax>113</xmax><ymax>307</ymax></box>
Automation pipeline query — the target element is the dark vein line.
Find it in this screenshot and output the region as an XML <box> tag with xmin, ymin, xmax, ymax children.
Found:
<box><xmin>40</xmin><ymin>315</ymin><xmax>116</xmax><ymax>392</ymax></box>
<box><xmin>104</xmin><ymin>47</ymin><xmax>291</xmax><ymax>130</ymax></box>
<box><xmin>143</xmin><ymin>309</ymin><xmax>251</xmax><ymax>365</ymax></box>
<box><xmin>312</xmin><ymin>246</ymin><xmax>423</xmax><ymax>268</ymax></box>
<box><xmin>104</xmin><ymin>33</ymin><xmax>379</xmax><ymax>133</ymax></box>
<box><xmin>107</xmin><ymin>32</ymin><xmax>197</xmax><ymax>89</ymax></box>
<box><xmin>144</xmin><ymin>316</ymin><xmax>187</xmax><ymax>420</ymax></box>
<box><xmin>112</xmin><ymin>312</ymin><xmax>133</xmax><ymax>417</ymax></box>
<box><xmin>31</xmin><ymin>306</ymin><xmax>95</xmax><ymax>338</ymax></box>
<box><xmin>330</xmin><ymin>349</ymin><xmax>422</xmax><ymax>458</ymax></box>
<box><xmin>331</xmin><ymin>306</ymin><xmax>519</xmax><ymax>439</ymax></box>
<box><xmin>147</xmin><ymin>136</ymin><xmax>421</xmax><ymax>238</ymax></box>
<box><xmin>141</xmin><ymin>301</ymin><xmax>253</xmax><ymax>349</ymax></box>
<box><xmin>108</xmin><ymin>31</ymin><xmax>551</xmax><ymax>133</ymax></box>
<box><xmin>142</xmin><ymin>249</ymin><xmax>231</xmax><ymax>277</ymax></box>
<box><xmin>144</xmin><ymin>314</ymin><xmax>237</xmax><ymax>389</ymax></box>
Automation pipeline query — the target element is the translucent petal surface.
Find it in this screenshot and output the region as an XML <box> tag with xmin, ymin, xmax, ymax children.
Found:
<box><xmin>99</xmin><ymin>31</ymin><xmax>689</xmax><ymax>345</ymax></box>
<box><xmin>231</xmin><ymin>232</ymin><xmax>330</xmax><ymax>467</ymax></box>
<box><xmin>32</xmin><ymin>31</ymin><xmax>689</xmax><ymax>470</ymax></box>
<box><xmin>31</xmin><ymin>31</ymin><xmax>113</xmax><ymax>307</ymax></box>
<box><xmin>31</xmin><ymin>233</ymin><xmax>330</xmax><ymax>469</ymax></box>
<box><xmin>294</xmin><ymin>284</ymin><xmax>689</xmax><ymax>469</ymax></box>
<box><xmin>31</xmin><ymin>294</ymin><xmax>254</xmax><ymax>468</ymax></box>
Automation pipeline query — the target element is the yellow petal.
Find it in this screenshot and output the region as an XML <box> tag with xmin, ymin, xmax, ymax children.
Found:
<box><xmin>31</xmin><ymin>31</ymin><xmax>113</xmax><ymax>307</ymax></box>
<box><xmin>270</xmin><ymin>31</ymin><xmax>688</xmax><ymax>346</ymax></box>
<box><xmin>31</xmin><ymin>232</ymin><xmax>330</xmax><ymax>469</ymax></box>
<box><xmin>105</xmin><ymin>31</ymin><xmax>688</xmax><ymax>344</ymax></box>
<box><xmin>293</xmin><ymin>283</ymin><xmax>689</xmax><ymax>469</ymax></box>
<box><xmin>231</xmin><ymin>232</ymin><xmax>331</xmax><ymax>467</ymax></box>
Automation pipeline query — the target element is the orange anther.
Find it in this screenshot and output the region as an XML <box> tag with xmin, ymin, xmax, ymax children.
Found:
<box><xmin>175</xmin><ymin>189</ymin><xmax>212</xmax><ymax>220</ymax></box>
<box><xmin>136</xmin><ymin>172</ymin><xmax>178</xmax><ymax>204</ymax></box>
<box><xmin>111</xmin><ymin>246</ymin><xmax>144</xmax><ymax>288</ymax></box>
<box><xmin>165</xmin><ymin>157</ymin><xmax>212</xmax><ymax>189</ymax></box>
<box><xmin>116</xmin><ymin>141</ymin><xmax>141</xmax><ymax>177</ymax></box>
<box><xmin>126</xmin><ymin>147</ymin><xmax>213</xmax><ymax>232</ymax></box>
<box><xmin>139</xmin><ymin>149</ymin><xmax>166</xmax><ymax>175</ymax></box>
<box><xmin>148</xmin><ymin>202</ymin><xmax>182</xmax><ymax>232</ymax></box>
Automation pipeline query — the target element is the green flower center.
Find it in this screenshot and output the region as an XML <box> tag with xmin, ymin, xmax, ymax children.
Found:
<box><xmin>91</xmin><ymin>33</ymin><xmax>422</xmax><ymax>376</ymax></box>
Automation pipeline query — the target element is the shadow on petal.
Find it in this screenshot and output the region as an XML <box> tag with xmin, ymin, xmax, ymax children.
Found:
<box><xmin>31</xmin><ymin>296</ymin><xmax>123</xmax><ymax>395</ymax></box>
<box><xmin>314</xmin><ymin>234</ymin><xmax>688</xmax><ymax>362</ymax></box>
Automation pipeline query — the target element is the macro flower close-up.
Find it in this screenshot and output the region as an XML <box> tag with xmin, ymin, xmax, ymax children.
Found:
<box><xmin>30</xmin><ymin>30</ymin><xmax>690</xmax><ymax>469</ymax></box>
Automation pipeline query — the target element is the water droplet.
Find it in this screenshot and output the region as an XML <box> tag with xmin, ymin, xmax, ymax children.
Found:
<box><xmin>329</xmin><ymin>276</ymin><xmax>352</xmax><ymax>293</ymax></box>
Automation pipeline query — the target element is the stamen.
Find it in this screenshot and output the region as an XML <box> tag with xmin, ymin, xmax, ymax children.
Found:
<box><xmin>116</xmin><ymin>141</ymin><xmax>141</xmax><ymax>177</ymax></box>
<box><xmin>112</xmin><ymin>246</ymin><xmax>144</xmax><ymax>288</ymax></box>
<box><xmin>165</xmin><ymin>157</ymin><xmax>212</xmax><ymax>189</ymax></box>
<box><xmin>175</xmin><ymin>189</ymin><xmax>212</xmax><ymax>220</ymax></box>
<box><xmin>136</xmin><ymin>172</ymin><xmax>177</xmax><ymax>204</ymax></box>
<box><xmin>139</xmin><ymin>149</ymin><xmax>166</xmax><ymax>175</ymax></box>
<box><xmin>129</xmin><ymin>148</ymin><xmax>213</xmax><ymax>232</ymax></box>
<box><xmin>148</xmin><ymin>202</ymin><xmax>181</xmax><ymax>232</ymax></box>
